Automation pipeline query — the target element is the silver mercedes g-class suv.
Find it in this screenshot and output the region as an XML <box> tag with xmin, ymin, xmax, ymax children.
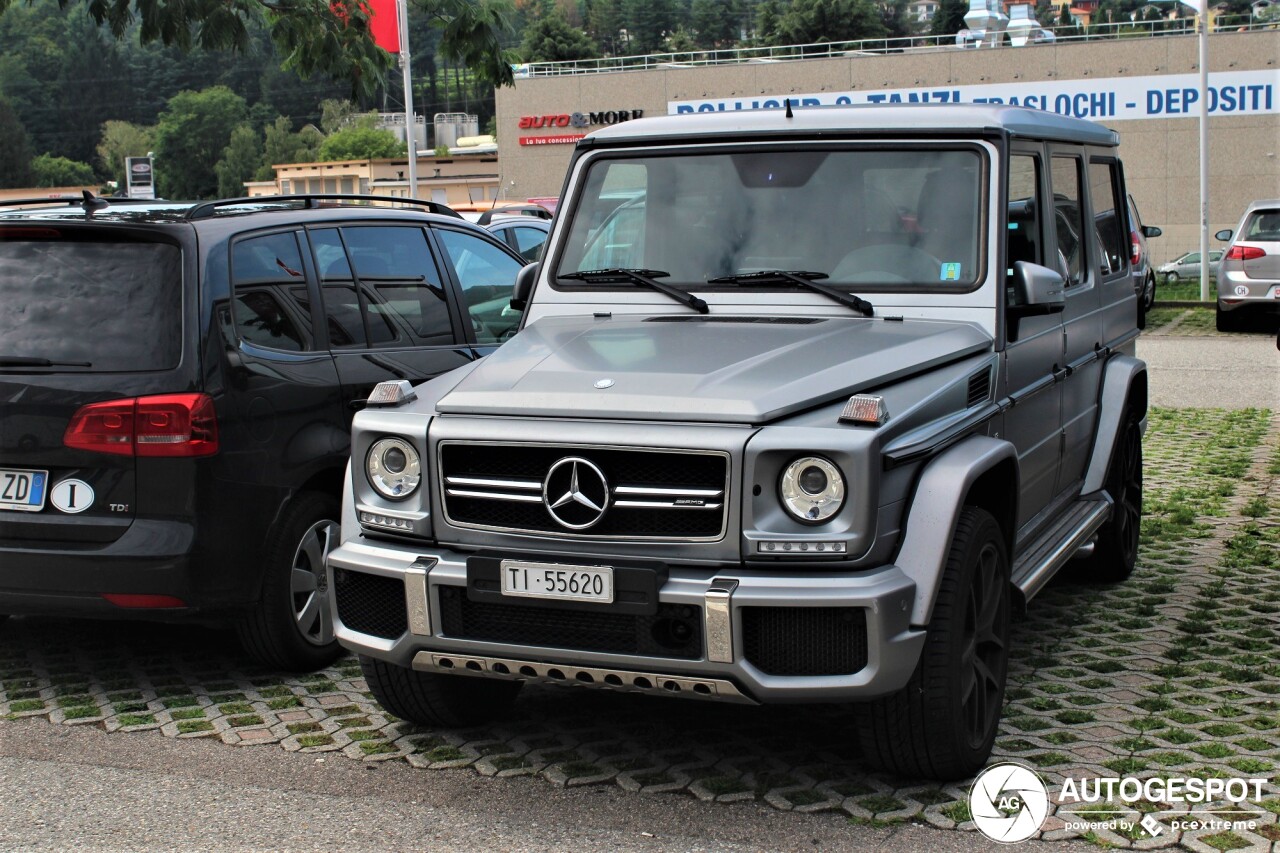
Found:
<box><xmin>327</xmin><ymin>104</ymin><xmax>1146</xmax><ymax>780</ymax></box>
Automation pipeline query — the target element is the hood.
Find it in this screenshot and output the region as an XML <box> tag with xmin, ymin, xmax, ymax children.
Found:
<box><xmin>436</xmin><ymin>315</ymin><xmax>993</xmax><ymax>424</ymax></box>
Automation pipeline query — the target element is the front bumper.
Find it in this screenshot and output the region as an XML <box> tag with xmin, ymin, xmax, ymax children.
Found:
<box><xmin>327</xmin><ymin>535</ymin><xmax>926</xmax><ymax>704</ymax></box>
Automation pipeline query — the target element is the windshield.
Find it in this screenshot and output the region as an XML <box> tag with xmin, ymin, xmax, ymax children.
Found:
<box><xmin>555</xmin><ymin>146</ymin><xmax>985</xmax><ymax>290</ymax></box>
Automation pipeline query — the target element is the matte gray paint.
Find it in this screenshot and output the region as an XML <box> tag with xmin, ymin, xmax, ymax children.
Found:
<box><xmin>435</xmin><ymin>314</ymin><xmax>992</xmax><ymax>424</ymax></box>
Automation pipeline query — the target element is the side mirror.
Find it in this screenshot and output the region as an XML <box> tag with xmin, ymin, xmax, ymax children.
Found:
<box><xmin>1008</xmin><ymin>261</ymin><xmax>1066</xmax><ymax>318</ymax></box>
<box><xmin>1215</xmin><ymin>229</ymin><xmax>1233</xmax><ymax>241</ymax></box>
<box><xmin>510</xmin><ymin>262</ymin><xmax>538</xmax><ymax>310</ymax></box>
<box><xmin>1142</xmin><ymin>225</ymin><xmax>1162</xmax><ymax>239</ymax></box>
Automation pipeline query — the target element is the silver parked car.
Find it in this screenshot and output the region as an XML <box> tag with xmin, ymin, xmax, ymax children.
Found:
<box><xmin>1158</xmin><ymin>249</ymin><xmax>1222</xmax><ymax>282</ymax></box>
<box><xmin>327</xmin><ymin>105</ymin><xmax>1146</xmax><ymax>781</ymax></box>
<box><xmin>1215</xmin><ymin>200</ymin><xmax>1280</xmax><ymax>332</ymax></box>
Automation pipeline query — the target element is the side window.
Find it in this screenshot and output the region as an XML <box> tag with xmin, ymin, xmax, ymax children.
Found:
<box><xmin>512</xmin><ymin>226</ymin><xmax>548</xmax><ymax>262</ymax></box>
<box><xmin>435</xmin><ymin>229</ymin><xmax>524</xmax><ymax>345</ymax></box>
<box><xmin>1007</xmin><ymin>154</ymin><xmax>1043</xmax><ymax>286</ymax></box>
<box><xmin>310</xmin><ymin>226</ymin><xmax>452</xmax><ymax>348</ymax></box>
<box><xmin>1050</xmin><ymin>156</ymin><xmax>1086</xmax><ymax>286</ymax></box>
<box><xmin>1088</xmin><ymin>158</ymin><xmax>1128</xmax><ymax>279</ymax></box>
<box><xmin>230</xmin><ymin>232</ymin><xmax>311</xmax><ymax>351</ymax></box>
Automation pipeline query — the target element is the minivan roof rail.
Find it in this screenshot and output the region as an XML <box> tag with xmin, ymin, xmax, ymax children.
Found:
<box><xmin>183</xmin><ymin>194</ymin><xmax>463</xmax><ymax>221</ymax></box>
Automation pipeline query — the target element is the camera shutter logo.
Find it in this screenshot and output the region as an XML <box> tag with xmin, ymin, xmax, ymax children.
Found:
<box><xmin>969</xmin><ymin>762</ymin><xmax>1051</xmax><ymax>844</ymax></box>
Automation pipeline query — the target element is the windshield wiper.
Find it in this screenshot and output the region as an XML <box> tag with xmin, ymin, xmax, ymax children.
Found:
<box><xmin>560</xmin><ymin>268</ymin><xmax>708</xmax><ymax>314</ymax></box>
<box><xmin>0</xmin><ymin>356</ymin><xmax>92</xmax><ymax>368</ymax></box>
<box><xmin>707</xmin><ymin>270</ymin><xmax>874</xmax><ymax>317</ymax></box>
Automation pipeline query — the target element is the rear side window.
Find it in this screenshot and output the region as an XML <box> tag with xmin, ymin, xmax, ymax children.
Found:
<box><xmin>0</xmin><ymin>237</ymin><xmax>182</xmax><ymax>372</ymax></box>
<box><xmin>231</xmin><ymin>232</ymin><xmax>312</xmax><ymax>351</ymax></box>
<box><xmin>1088</xmin><ymin>158</ymin><xmax>1128</xmax><ymax>278</ymax></box>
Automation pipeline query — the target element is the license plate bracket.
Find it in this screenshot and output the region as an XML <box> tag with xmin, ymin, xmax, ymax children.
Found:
<box><xmin>0</xmin><ymin>468</ymin><xmax>48</xmax><ymax>513</ymax></box>
<box><xmin>466</xmin><ymin>554</ymin><xmax>666</xmax><ymax>616</ymax></box>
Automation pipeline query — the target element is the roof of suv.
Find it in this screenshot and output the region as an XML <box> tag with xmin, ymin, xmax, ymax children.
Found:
<box><xmin>582</xmin><ymin>103</ymin><xmax>1119</xmax><ymax>147</ymax></box>
<box><xmin>0</xmin><ymin>194</ymin><xmax>468</xmax><ymax>231</ymax></box>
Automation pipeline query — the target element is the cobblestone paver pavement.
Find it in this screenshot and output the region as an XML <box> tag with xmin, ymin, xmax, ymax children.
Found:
<box><xmin>2</xmin><ymin>408</ymin><xmax>1278</xmax><ymax>850</ymax></box>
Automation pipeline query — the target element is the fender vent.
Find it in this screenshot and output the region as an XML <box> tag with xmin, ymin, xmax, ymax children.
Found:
<box><xmin>967</xmin><ymin>368</ymin><xmax>992</xmax><ymax>408</ymax></box>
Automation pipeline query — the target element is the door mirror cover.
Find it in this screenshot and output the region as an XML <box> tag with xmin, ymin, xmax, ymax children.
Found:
<box><xmin>1009</xmin><ymin>261</ymin><xmax>1066</xmax><ymax>317</ymax></box>
<box><xmin>511</xmin><ymin>262</ymin><xmax>538</xmax><ymax>310</ymax></box>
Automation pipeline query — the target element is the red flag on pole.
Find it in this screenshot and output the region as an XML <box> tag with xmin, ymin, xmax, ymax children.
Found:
<box><xmin>367</xmin><ymin>0</ymin><xmax>401</xmax><ymax>53</ymax></box>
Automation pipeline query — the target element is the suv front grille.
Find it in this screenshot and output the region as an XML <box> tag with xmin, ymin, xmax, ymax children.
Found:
<box><xmin>742</xmin><ymin>607</ymin><xmax>868</xmax><ymax>676</ymax></box>
<box><xmin>334</xmin><ymin>569</ymin><xmax>408</xmax><ymax>640</ymax></box>
<box><xmin>439</xmin><ymin>443</ymin><xmax>729</xmax><ymax>540</ymax></box>
<box><xmin>438</xmin><ymin>586</ymin><xmax>703</xmax><ymax>659</ymax></box>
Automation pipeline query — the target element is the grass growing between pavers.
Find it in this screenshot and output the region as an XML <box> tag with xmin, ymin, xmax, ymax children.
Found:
<box><xmin>0</xmin><ymin>408</ymin><xmax>1276</xmax><ymax>849</ymax></box>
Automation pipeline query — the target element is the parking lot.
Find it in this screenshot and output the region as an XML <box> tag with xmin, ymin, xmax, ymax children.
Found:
<box><xmin>2</xmin><ymin>316</ymin><xmax>1278</xmax><ymax>852</ymax></box>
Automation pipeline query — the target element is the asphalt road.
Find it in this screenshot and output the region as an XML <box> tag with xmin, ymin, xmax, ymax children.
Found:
<box><xmin>1137</xmin><ymin>333</ymin><xmax>1279</xmax><ymax>410</ymax></box>
<box><xmin>0</xmin><ymin>331</ymin><xmax>1274</xmax><ymax>852</ymax></box>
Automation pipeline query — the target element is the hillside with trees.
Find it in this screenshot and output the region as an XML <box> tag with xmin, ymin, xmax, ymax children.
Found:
<box><xmin>0</xmin><ymin>0</ymin><xmax>1259</xmax><ymax>194</ymax></box>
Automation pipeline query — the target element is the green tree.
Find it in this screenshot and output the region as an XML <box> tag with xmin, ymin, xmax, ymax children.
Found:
<box><xmin>777</xmin><ymin>0</ymin><xmax>887</xmax><ymax>46</ymax></box>
<box><xmin>317</xmin><ymin>125</ymin><xmax>404</xmax><ymax>160</ymax></box>
<box><xmin>0</xmin><ymin>96</ymin><xmax>33</xmax><ymax>188</ymax></box>
<box><xmin>97</xmin><ymin>121</ymin><xmax>155</xmax><ymax>189</ymax></box>
<box><xmin>31</xmin><ymin>153</ymin><xmax>96</xmax><ymax>187</ymax></box>
<box><xmin>257</xmin><ymin>116</ymin><xmax>324</xmax><ymax>179</ymax></box>
<box><xmin>930</xmin><ymin>0</ymin><xmax>969</xmax><ymax>35</ymax></box>
<box><xmin>0</xmin><ymin>0</ymin><xmax>519</xmax><ymax>100</ymax></box>
<box><xmin>585</xmin><ymin>0</ymin><xmax>624</xmax><ymax>53</ymax></box>
<box><xmin>215</xmin><ymin>124</ymin><xmax>264</xmax><ymax>197</ymax></box>
<box><xmin>521</xmin><ymin>9</ymin><xmax>599</xmax><ymax>60</ymax></box>
<box><xmin>153</xmin><ymin>86</ymin><xmax>249</xmax><ymax>199</ymax></box>
<box><xmin>623</xmin><ymin>0</ymin><xmax>677</xmax><ymax>52</ymax></box>
<box><xmin>881</xmin><ymin>0</ymin><xmax>912</xmax><ymax>37</ymax></box>
<box><xmin>755</xmin><ymin>0</ymin><xmax>782</xmax><ymax>44</ymax></box>
<box><xmin>691</xmin><ymin>0</ymin><xmax>740</xmax><ymax>47</ymax></box>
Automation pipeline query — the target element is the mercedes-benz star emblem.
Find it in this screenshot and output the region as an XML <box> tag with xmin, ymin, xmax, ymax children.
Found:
<box><xmin>543</xmin><ymin>457</ymin><xmax>610</xmax><ymax>530</ymax></box>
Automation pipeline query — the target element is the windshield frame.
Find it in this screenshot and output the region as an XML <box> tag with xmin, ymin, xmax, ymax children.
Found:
<box><xmin>548</xmin><ymin>139</ymin><xmax>991</xmax><ymax>296</ymax></box>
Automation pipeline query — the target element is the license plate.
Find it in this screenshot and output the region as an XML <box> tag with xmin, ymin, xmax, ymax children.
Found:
<box><xmin>500</xmin><ymin>559</ymin><xmax>614</xmax><ymax>604</ymax></box>
<box><xmin>0</xmin><ymin>468</ymin><xmax>48</xmax><ymax>512</ymax></box>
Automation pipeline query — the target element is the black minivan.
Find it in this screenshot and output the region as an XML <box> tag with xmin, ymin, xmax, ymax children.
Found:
<box><xmin>0</xmin><ymin>194</ymin><xmax>527</xmax><ymax>670</ymax></box>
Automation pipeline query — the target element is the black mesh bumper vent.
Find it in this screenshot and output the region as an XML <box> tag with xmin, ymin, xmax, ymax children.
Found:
<box><xmin>334</xmin><ymin>569</ymin><xmax>408</xmax><ymax>640</ymax></box>
<box><xmin>438</xmin><ymin>586</ymin><xmax>703</xmax><ymax>660</ymax></box>
<box><xmin>742</xmin><ymin>607</ymin><xmax>868</xmax><ymax>676</ymax></box>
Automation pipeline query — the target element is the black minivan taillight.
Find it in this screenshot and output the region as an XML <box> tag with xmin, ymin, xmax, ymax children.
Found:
<box><xmin>64</xmin><ymin>393</ymin><xmax>219</xmax><ymax>457</ymax></box>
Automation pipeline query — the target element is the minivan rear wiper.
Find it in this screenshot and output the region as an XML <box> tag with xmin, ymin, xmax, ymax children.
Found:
<box><xmin>707</xmin><ymin>270</ymin><xmax>874</xmax><ymax>317</ymax></box>
<box><xmin>559</xmin><ymin>268</ymin><xmax>709</xmax><ymax>314</ymax></box>
<box><xmin>0</xmin><ymin>356</ymin><xmax>92</xmax><ymax>368</ymax></box>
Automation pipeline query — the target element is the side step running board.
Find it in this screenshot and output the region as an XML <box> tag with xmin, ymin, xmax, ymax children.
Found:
<box><xmin>1011</xmin><ymin>498</ymin><xmax>1112</xmax><ymax>603</ymax></box>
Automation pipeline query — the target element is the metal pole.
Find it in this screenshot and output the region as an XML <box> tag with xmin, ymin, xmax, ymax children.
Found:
<box><xmin>1198</xmin><ymin>1</ymin><xmax>1210</xmax><ymax>302</ymax></box>
<box><xmin>398</xmin><ymin>0</ymin><xmax>418</xmax><ymax>200</ymax></box>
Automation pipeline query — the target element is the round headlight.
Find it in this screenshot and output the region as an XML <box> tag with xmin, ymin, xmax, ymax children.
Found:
<box><xmin>367</xmin><ymin>437</ymin><xmax>421</xmax><ymax>500</ymax></box>
<box><xmin>779</xmin><ymin>456</ymin><xmax>845</xmax><ymax>524</ymax></box>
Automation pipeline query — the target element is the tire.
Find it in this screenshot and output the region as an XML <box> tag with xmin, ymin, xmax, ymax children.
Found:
<box><xmin>1143</xmin><ymin>274</ymin><xmax>1156</xmax><ymax>312</ymax></box>
<box><xmin>236</xmin><ymin>492</ymin><xmax>343</xmax><ymax>672</ymax></box>
<box><xmin>858</xmin><ymin>507</ymin><xmax>1010</xmax><ymax>780</ymax></box>
<box><xmin>1165</xmin><ymin>271</ymin><xmax>1179</xmax><ymax>283</ymax></box>
<box><xmin>1081</xmin><ymin>409</ymin><xmax>1143</xmax><ymax>583</ymax></box>
<box><xmin>360</xmin><ymin>655</ymin><xmax>522</xmax><ymax>727</ymax></box>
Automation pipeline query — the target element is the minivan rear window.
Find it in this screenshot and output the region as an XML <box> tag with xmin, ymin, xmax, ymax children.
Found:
<box><xmin>0</xmin><ymin>239</ymin><xmax>182</xmax><ymax>372</ymax></box>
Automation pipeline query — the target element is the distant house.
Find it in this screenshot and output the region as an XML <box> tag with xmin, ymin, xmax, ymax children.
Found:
<box><xmin>909</xmin><ymin>0</ymin><xmax>940</xmax><ymax>22</ymax></box>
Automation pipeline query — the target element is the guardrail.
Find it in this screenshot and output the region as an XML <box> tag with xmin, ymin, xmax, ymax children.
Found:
<box><xmin>515</xmin><ymin>18</ymin><xmax>1274</xmax><ymax>78</ymax></box>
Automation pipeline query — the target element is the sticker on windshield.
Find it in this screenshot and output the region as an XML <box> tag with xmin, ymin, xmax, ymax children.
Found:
<box><xmin>940</xmin><ymin>263</ymin><xmax>962</xmax><ymax>281</ymax></box>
